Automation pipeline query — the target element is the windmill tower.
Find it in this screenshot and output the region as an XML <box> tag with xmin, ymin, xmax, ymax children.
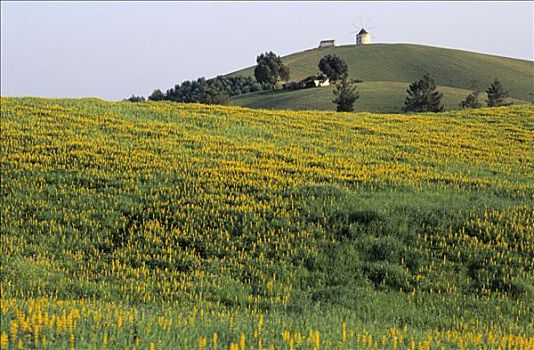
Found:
<box><xmin>350</xmin><ymin>18</ymin><xmax>375</xmax><ymax>45</ymax></box>
<box><xmin>356</xmin><ymin>29</ymin><xmax>371</xmax><ymax>45</ymax></box>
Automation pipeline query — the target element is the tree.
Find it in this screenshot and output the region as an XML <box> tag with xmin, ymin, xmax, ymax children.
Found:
<box><xmin>319</xmin><ymin>55</ymin><xmax>348</xmax><ymax>82</ymax></box>
<box><xmin>208</xmin><ymin>76</ymin><xmax>264</xmax><ymax>96</ymax></box>
<box><xmin>254</xmin><ymin>51</ymin><xmax>290</xmax><ymax>87</ymax></box>
<box><xmin>253</xmin><ymin>64</ymin><xmax>273</xmax><ymax>85</ymax></box>
<box><xmin>162</xmin><ymin>78</ymin><xmax>229</xmax><ymax>105</ymax></box>
<box><xmin>459</xmin><ymin>92</ymin><xmax>482</xmax><ymax>109</ymax></box>
<box><xmin>333</xmin><ymin>75</ymin><xmax>359</xmax><ymax>112</ymax></box>
<box><xmin>148</xmin><ymin>89</ymin><xmax>165</xmax><ymax>101</ymax></box>
<box><xmin>459</xmin><ymin>81</ymin><xmax>481</xmax><ymax>109</ymax></box>
<box><xmin>124</xmin><ymin>95</ymin><xmax>145</xmax><ymax>102</ymax></box>
<box><xmin>403</xmin><ymin>74</ymin><xmax>444</xmax><ymax>113</ymax></box>
<box><xmin>486</xmin><ymin>78</ymin><xmax>509</xmax><ymax>107</ymax></box>
<box><xmin>202</xmin><ymin>84</ymin><xmax>229</xmax><ymax>105</ymax></box>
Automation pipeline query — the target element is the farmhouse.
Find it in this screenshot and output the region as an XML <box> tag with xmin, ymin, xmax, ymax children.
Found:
<box><xmin>356</xmin><ymin>29</ymin><xmax>371</xmax><ymax>45</ymax></box>
<box><xmin>318</xmin><ymin>39</ymin><xmax>335</xmax><ymax>48</ymax></box>
<box><xmin>298</xmin><ymin>76</ymin><xmax>330</xmax><ymax>89</ymax></box>
<box><xmin>282</xmin><ymin>75</ymin><xmax>330</xmax><ymax>90</ymax></box>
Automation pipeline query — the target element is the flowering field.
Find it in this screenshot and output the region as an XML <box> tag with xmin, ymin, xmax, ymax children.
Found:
<box><xmin>1</xmin><ymin>97</ymin><xmax>533</xmax><ymax>349</ymax></box>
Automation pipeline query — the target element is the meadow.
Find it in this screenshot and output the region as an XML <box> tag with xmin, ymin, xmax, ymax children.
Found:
<box><xmin>229</xmin><ymin>44</ymin><xmax>534</xmax><ymax>112</ymax></box>
<box><xmin>1</xmin><ymin>97</ymin><xmax>533</xmax><ymax>349</ymax></box>
<box><xmin>230</xmin><ymin>82</ymin><xmax>524</xmax><ymax>113</ymax></box>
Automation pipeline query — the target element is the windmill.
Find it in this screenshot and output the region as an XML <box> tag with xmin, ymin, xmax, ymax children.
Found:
<box><xmin>349</xmin><ymin>17</ymin><xmax>377</xmax><ymax>45</ymax></box>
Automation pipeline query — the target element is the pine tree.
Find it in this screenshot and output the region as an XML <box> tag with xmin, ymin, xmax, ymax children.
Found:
<box><xmin>403</xmin><ymin>74</ymin><xmax>444</xmax><ymax>113</ymax></box>
<box><xmin>459</xmin><ymin>92</ymin><xmax>482</xmax><ymax>109</ymax></box>
<box><xmin>333</xmin><ymin>75</ymin><xmax>359</xmax><ymax>112</ymax></box>
<box><xmin>486</xmin><ymin>78</ymin><xmax>509</xmax><ymax>107</ymax></box>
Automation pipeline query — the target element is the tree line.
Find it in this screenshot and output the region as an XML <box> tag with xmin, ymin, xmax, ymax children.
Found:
<box><xmin>126</xmin><ymin>51</ymin><xmax>513</xmax><ymax>113</ymax></box>
<box><xmin>126</xmin><ymin>76</ymin><xmax>269</xmax><ymax>105</ymax></box>
<box><xmin>125</xmin><ymin>52</ymin><xmax>290</xmax><ymax>104</ymax></box>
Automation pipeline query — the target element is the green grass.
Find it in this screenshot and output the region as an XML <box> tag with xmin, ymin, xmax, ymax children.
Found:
<box><xmin>228</xmin><ymin>44</ymin><xmax>534</xmax><ymax>112</ymax></box>
<box><xmin>1</xmin><ymin>98</ymin><xmax>533</xmax><ymax>349</ymax></box>
<box><xmin>230</xmin><ymin>81</ymin><xmax>527</xmax><ymax>113</ymax></box>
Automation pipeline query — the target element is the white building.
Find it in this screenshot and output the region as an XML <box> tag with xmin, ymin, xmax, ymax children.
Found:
<box><xmin>298</xmin><ymin>76</ymin><xmax>330</xmax><ymax>88</ymax></box>
<box><xmin>312</xmin><ymin>78</ymin><xmax>330</xmax><ymax>87</ymax></box>
<box><xmin>318</xmin><ymin>39</ymin><xmax>335</xmax><ymax>48</ymax></box>
<box><xmin>356</xmin><ymin>29</ymin><xmax>371</xmax><ymax>45</ymax></box>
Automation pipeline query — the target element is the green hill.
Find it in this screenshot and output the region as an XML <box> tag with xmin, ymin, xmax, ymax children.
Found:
<box><xmin>1</xmin><ymin>97</ymin><xmax>533</xmax><ymax>348</ymax></box>
<box><xmin>231</xmin><ymin>82</ymin><xmax>507</xmax><ymax>113</ymax></box>
<box><xmin>228</xmin><ymin>44</ymin><xmax>533</xmax><ymax>112</ymax></box>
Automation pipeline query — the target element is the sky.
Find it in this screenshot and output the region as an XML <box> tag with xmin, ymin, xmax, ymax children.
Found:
<box><xmin>1</xmin><ymin>1</ymin><xmax>533</xmax><ymax>100</ymax></box>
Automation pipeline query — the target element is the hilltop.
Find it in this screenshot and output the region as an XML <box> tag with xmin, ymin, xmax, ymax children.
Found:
<box><xmin>1</xmin><ymin>98</ymin><xmax>533</xmax><ymax>348</ymax></box>
<box><xmin>228</xmin><ymin>44</ymin><xmax>533</xmax><ymax>112</ymax></box>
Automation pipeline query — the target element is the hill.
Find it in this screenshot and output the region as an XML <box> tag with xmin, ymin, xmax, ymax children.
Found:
<box><xmin>232</xmin><ymin>82</ymin><xmax>483</xmax><ymax>113</ymax></box>
<box><xmin>228</xmin><ymin>44</ymin><xmax>533</xmax><ymax>112</ymax></box>
<box><xmin>1</xmin><ymin>97</ymin><xmax>533</xmax><ymax>349</ymax></box>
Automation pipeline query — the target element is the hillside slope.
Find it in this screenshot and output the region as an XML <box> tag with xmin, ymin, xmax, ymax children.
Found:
<box><xmin>228</xmin><ymin>44</ymin><xmax>533</xmax><ymax>112</ymax></box>
<box><xmin>1</xmin><ymin>98</ymin><xmax>533</xmax><ymax>349</ymax></box>
<box><xmin>231</xmin><ymin>82</ymin><xmax>490</xmax><ymax>113</ymax></box>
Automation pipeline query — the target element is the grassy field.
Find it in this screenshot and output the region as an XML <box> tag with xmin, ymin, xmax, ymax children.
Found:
<box><xmin>231</xmin><ymin>82</ymin><xmax>528</xmax><ymax>113</ymax></box>
<box><xmin>228</xmin><ymin>44</ymin><xmax>534</xmax><ymax>112</ymax></box>
<box><xmin>1</xmin><ymin>97</ymin><xmax>533</xmax><ymax>349</ymax></box>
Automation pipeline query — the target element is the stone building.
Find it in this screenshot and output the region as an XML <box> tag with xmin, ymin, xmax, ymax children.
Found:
<box><xmin>356</xmin><ymin>29</ymin><xmax>371</xmax><ymax>45</ymax></box>
<box><xmin>318</xmin><ymin>40</ymin><xmax>335</xmax><ymax>48</ymax></box>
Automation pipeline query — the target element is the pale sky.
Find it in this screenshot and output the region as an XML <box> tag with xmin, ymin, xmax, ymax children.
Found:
<box><xmin>1</xmin><ymin>1</ymin><xmax>533</xmax><ymax>100</ymax></box>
